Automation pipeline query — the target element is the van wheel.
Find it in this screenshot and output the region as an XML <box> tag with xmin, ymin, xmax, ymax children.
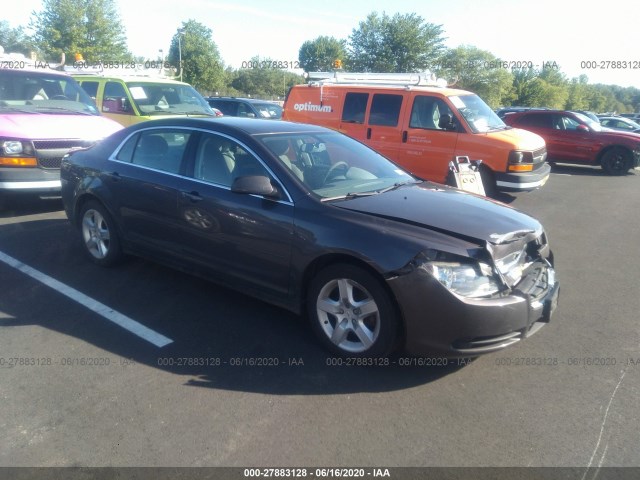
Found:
<box><xmin>307</xmin><ymin>264</ymin><xmax>398</xmax><ymax>357</ymax></box>
<box><xmin>601</xmin><ymin>147</ymin><xmax>632</xmax><ymax>176</ymax></box>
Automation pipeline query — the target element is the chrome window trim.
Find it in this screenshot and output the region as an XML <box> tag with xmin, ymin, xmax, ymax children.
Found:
<box><xmin>107</xmin><ymin>126</ymin><xmax>294</xmax><ymax>205</ymax></box>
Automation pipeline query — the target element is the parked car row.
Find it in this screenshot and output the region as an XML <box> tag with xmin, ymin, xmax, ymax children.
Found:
<box><xmin>206</xmin><ymin>96</ymin><xmax>282</xmax><ymax>119</ymax></box>
<box><xmin>598</xmin><ymin>116</ymin><xmax>640</xmax><ymax>133</ymax></box>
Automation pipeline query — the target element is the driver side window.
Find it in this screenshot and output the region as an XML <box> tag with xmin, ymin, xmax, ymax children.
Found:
<box><xmin>409</xmin><ymin>96</ymin><xmax>454</xmax><ymax>130</ymax></box>
<box><xmin>103</xmin><ymin>81</ymin><xmax>131</xmax><ymax>114</ymax></box>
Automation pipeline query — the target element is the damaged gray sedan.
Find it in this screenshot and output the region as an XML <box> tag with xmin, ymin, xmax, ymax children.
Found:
<box><xmin>61</xmin><ymin>118</ymin><xmax>559</xmax><ymax>358</ymax></box>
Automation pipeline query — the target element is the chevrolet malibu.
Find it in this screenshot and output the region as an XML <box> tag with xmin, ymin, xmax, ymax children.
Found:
<box><xmin>61</xmin><ymin>118</ymin><xmax>559</xmax><ymax>358</ymax></box>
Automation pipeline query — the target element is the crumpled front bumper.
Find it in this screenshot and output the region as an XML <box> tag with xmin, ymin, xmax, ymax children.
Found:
<box><xmin>387</xmin><ymin>259</ymin><xmax>559</xmax><ymax>357</ymax></box>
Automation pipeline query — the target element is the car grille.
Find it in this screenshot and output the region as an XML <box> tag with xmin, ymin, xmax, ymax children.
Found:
<box><xmin>33</xmin><ymin>139</ymin><xmax>94</xmax><ymax>169</ymax></box>
<box><xmin>38</xmin><ymin>156</ymin><xmax>64</xmax><ymax>169</ymax></box>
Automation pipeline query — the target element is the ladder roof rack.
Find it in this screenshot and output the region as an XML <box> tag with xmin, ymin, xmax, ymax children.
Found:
<box><xmin>306</xmin><ymin>71</ymin><xmax>448</xmax><ymax>87</ymax></box>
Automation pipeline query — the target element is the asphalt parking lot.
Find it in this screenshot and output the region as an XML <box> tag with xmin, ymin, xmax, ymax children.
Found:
<box><xmin>0</xmin><ymin>165</ymin><xmax>639</xmax><ymax>472</ymax></box>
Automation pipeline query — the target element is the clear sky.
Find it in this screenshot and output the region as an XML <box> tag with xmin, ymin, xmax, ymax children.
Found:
<box><xmin>6</xmin><ymin>0</ymin><xmax>640</xmax><ymax>88</ymax></box>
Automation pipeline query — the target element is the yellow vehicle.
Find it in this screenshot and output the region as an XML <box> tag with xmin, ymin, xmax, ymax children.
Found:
<box><xmin>71</xmin><ymin>70</ymin><xmax>216</xmax><ymax>126</ymax></box>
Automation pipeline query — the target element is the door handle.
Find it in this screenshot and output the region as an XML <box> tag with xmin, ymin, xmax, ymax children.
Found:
<box><xmin>180</xmin><ymin>190</ymin><xmax>203</xmax><ymax>202</ymax></box>
<box><xmin>366</xmin><ymin>127</ymin><xmax>371</xmax><ymax>140</ymax></box>
<box><xmin>402</xmin><ymin>131</ymin><xmax>408</xmax><ymax>143</ymax></box>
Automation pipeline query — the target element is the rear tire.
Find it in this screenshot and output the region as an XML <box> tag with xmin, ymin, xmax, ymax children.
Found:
<box><xmin>601</xmin><ymin>147</ymin><xmax>632</xmax><ymax>176</ymax></box>
<box><xmin>307</xmin><ymin>264</ymin><xmax>398</xmax><ymax>357</ymax></box>
<box><xmin>78</xmin><ymin>200</ymin><xmax>123</xmax><ymax>267</ymax></box>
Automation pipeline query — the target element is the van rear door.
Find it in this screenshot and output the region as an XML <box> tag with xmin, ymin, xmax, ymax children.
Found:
<box><xmin>397</xmin><ymin>93</ymin><xmax>459</xmax><ymax>183</ymax></box>
<box><xmin>339</xmin><ymin>91</ymin><xmax>407</xmax><ymax>163</ymax></box>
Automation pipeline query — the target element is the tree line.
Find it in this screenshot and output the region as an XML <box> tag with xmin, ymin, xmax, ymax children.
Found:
<box><xmin>2</xmin><ymin>1</ymin><xmax>637</xmax><ymax>112</ymax></box>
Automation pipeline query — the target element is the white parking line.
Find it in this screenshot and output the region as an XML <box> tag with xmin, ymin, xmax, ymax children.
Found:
<box><xmin>0</xmin><ymin>250</ymin><xmax>173</xmax><ymax>348</ymax></box>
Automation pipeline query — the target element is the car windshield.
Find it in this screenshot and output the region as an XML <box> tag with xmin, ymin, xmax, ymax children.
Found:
<box><xmin>258</xmin><ymin>131</ymin><xmax>417</xmax><ymax>200</ymax></box>
<box><xmin>254</xmin><ymin>103</ymin><xmax>282</xmax><ymax>119</ymax></box>
<box><xmin>127</xmin><ymin>82</ymin><xmax>214</xmax><ymax>116</ymax></box>
<box><xmin>450</xmin><ymin>94</ymin><xmax>506</xmax><ymax>133</ymax></box>
<box><xmin>0</xmin><ymin>70</ymin><xmax>99</xmax><ymax>115</ymax></box>
<box><xmin>573</xmin><ymin>112</ymin><xmax>602</xmax><ymax>131</ymax></box>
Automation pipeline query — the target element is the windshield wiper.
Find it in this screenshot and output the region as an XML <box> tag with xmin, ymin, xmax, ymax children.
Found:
<box><xmin>34</xmin><ymin>106</ymin><xmax>92</xmax><ymax>115</ymax></box>
<box><xmin>321</xmin><ymin>191</ymin><xmax>378</xmax><ymax>202</ymax></box>
<box><xmin>376</xmin><ymin>181</ymin><xmax>415</xmax><ymax>194</ymax></box>
<box><xmin>0</xmin><ymin>106</ymin><xmax>41</xmax><ymax>114</ymax></box>
<box><xmin>321</xmin><ymin>181</ymin><xmax>415</xmax><ymax>202</ymax></box>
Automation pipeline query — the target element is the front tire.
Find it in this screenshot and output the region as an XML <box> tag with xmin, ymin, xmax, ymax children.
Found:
<box><xmin>307</xmin><ymin>264</ymin><xmax>398</xmax><ymax>357</ymax></box>
<box><xmin>601</xmin><ymin>147</ymin><xmax>632</xmax><ymax>176</ymax></box>
<box><xmin>79</xmin><ymin>200</ymin><xmax>123</xmax><ymax>266</ymax></box>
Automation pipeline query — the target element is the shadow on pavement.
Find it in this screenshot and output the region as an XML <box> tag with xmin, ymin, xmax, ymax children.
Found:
<box><xmin>0</xmin><ymin>212</ymin><xmax>468</xmax><ymax>396</ymax></box>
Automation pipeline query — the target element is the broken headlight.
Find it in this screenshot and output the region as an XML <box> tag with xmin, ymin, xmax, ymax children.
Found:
<box><xmin>420</xmin><ymin>261</ymin><xmax>501</xmax><ymax>298</ymax></box>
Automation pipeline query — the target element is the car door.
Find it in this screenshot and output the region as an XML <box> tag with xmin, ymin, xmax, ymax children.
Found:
<box><xmin>99</xmin><ymin>81</ymin><xmax>138</xmax><ymax>126</ymax></box>
<box><xmin>176</xmin><ymin>132</ymin><xmax>295</xmax><ymax>298</ymax></box>
<box><xmin>105</xmin><ymin>127</ymin><xmax>196</xmax><ymax>258</ymax></box>
<box><xmin>549</xmin><ymin>113</ymin><xmax>598</xmax><ymax>163</ymax></box>
<box><xmin>397</xmin><ymin>94</ymin><xmax>459</xmax><ymax>182</ymax></box>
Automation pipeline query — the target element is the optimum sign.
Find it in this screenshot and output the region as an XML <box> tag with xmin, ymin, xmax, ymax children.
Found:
<box><xmin>293</xmin><ymin>102</ymin><xmax>332</xmax><ymax>113</ymax></box>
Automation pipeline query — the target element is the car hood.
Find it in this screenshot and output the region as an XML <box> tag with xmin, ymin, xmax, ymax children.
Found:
<box><xmin>335</xmin><ymin>182</ymin><xmax>542</xmax><ymax>246</ymax></box>
<box><xmin>489</xmin><ymin>127</ymin><xmax>546</xmax><ymax>151</ymax></box>
<box><xmin>597</xmin><ymin>128</ymin><xmax>640</xmax><ymax>141</ymax></box>
<box><xmin>0</xmin><ymin>114</ymin><xmax>123</xmax><ymax>141</ymax></box>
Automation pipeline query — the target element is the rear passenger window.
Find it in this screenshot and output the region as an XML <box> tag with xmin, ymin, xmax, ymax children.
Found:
<box><xmin>342</xmin><ymin>92</ymin><xmax>369</xmax><ymax>124</ymax></box>
<box><xmin>116</xmin><ymin>134</ymin><xmax>138</xmax><ymax>162</ymax></box>
<box><xmin>369</xmin><ymin>94</ymin><xmax>403</xmax><ymax>126</ymax></box>
<box><xmin>129</xmin><ymin>130</ymin><xmax>191</xmax><ymax>174</ymax></box>
<box><xmin>519</xmin><ymin>113</ymin><xmax>553</xmax><ymax>129</ymax></box>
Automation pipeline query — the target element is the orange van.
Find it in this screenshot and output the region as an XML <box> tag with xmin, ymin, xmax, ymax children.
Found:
<box><xmin>283</xmin><ymin>72</ymin><xmax>550</xmax><ymax>194</ymax></box>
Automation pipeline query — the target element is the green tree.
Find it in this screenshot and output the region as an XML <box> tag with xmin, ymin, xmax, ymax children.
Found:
<box><xmin>167</xmin><ymin>20</ymin><xmax>225</xmax><ymax>91</ymax></box>
<box><xmin>348</xmin><ymin>11</ymin><xmax>446</xmax><ymax>72</ymax></box>
<box><xmin>536</xmin><ymin>67</ymin><xmax>569</xmax><ymax>109</ymax></box>
<box><xmin>511</xmin><ymin>68</ymin><xmax>546</xmax><ymax>106</ymax></box>
<box><xmin>436</xmin><ymin>46</ymin><xmax>514</xmax><ymax>109</ymax></box>
<box><xmin>0</xmin><ymin>22</ymin><xmax>39</xmax><ymax>57</ymax></box>
<box><xmin>298</xmin><ymin>36</ymin><xmax>347</xmax><ymax>72</ymax></box>
<box><xmin>30</xmin><ymin>0</ymin><xmax>130</xmax><ymax>63</ymax></box>
<box><xmin>565</xmin><ymin>75</ymin><xmax>590</xmax><ymax>110</ymax></box>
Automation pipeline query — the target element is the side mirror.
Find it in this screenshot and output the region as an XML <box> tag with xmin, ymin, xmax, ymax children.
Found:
<box><xmin>576</xmin><ymin>124</ymin><xmax>589</xmax><ymax>132</ymax></box>
<box><xmin>438</xmin><ymin>113</ymin><xmax>457</xmax><ymax>131</ymax></box>
<box><xmin>231</xmin><ymin>175</ymin><xmax>280</xmax><ymax>198</ymax></box>
<box><xmin>121</xmin><ymin>98</ymin><xmax>131</xmax><ymax>112</ymax></box>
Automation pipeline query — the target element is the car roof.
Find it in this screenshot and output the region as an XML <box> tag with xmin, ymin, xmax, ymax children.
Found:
<box><xmin>72</xmin><ymin>75</ymin><xmax>190</xmax><ymax>85</ymax></box>
<box><xmin>1</xmin><ymin>67</ymin><xmax>71</xmax><ymax>78</ymax></box>
<box><xmin>208</xmin><ymin>97</ymin><xmax>278</xmax><ymax>104</ymax></box>
<box><xmin>126</xmin><ymin>116</ymin><xmax>331</xmax><ymax>136</ymax></box>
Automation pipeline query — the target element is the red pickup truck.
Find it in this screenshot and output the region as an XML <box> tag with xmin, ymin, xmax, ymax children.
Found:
<box><xmin>503</xmin><ymin>109</ymin><xmax>640</xmax><ymax>175</ymax></box>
